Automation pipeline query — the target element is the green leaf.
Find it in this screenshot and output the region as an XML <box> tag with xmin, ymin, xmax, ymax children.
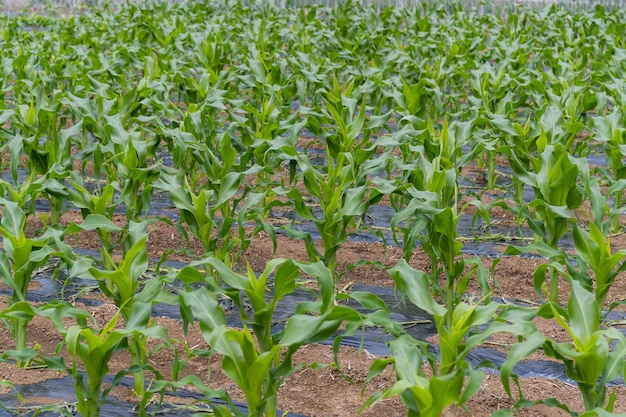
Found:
<box><xmin>342</xmin><ymin>186</ymin><xmax>367</xmax><ymax>217</ymax></box>
<box><xmin>389</xmin><ymin>260</ymin><xmax>446</xmax><ymax>317</ymax></box>
<box><xmin>273</xmin><ymin>259</ymin><xmax>299</xmax><ymax>302</ymax></box>
<box><xmin>76</xmin><ymin>214</ymin><xmax>122</xmax><ymax>232</ymax></box>
<box><xmin>500</xmin><ymin>331</ymin><xmax>546</xmax><ymax>397</ymax></box>
<box><xmin>180</xmin><ymin>288</ymin><xmax>227</xmax><ymax>345</ymax></box>
<box><xmin>348</xmin><ymin>291</ymin><xmax>389</xmax><ymax>313</ymax></box>
<box><xmin>294</xmin><ymin>261</ymin><xmax>335</xmax><ymax>313</ymax></box>
<box><xmin>281</xmin><ymin>314</ymin><xmax>335</xmax><ymax>347</ymax></box>
<box><xmin>0</xmin><ymin>253</ymin><xmax>12</xmax><ymax>287</ymax></box>
<box><xmin>215</xmin><ymin>171</ymin><xmax>242</xmax><ymax>208</ymax></box>
<box><xmin>568</xmin><ymin>280</ymin><xmax>600</xmax><ymax>347</ymax></box>
<box><xmin>0</xmin><ymin>199</ymin><xmax>25</xmax><ymax>241</ymax></box>
<box><xmin>217</xmin><ymin>329</ymin><xmax>260</xmax><ymax>406</ymax></box>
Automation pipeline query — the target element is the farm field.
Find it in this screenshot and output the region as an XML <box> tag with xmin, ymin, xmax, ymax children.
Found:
<box><xmin>1</xmin><ymin>1</ymin><xmax>626</xmax><ymax>416</ymax></box>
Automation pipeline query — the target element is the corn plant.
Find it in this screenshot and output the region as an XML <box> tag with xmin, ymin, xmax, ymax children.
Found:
<box><xmin>62</xmin><ymin>306</ymin><xmax>171</xmax><ymax>417</ymax></box>
<box><xmin>389</xmin><ymin>116</ymin><xmax>474</xmax><ymax>251</ymax></box>
<box><xmin>236</xmin><ymin>104</ymin><xmax>305</xmax><ymax>209</ymax></box>
<box><xmin>363</xmin><ymin>260</ymin><xmax>543</xmax><ymax>417</ymax></box>
<box><xmin>506</xmin><ymin>158</ymin><xmax>626</xmax><ymax>310</ymax></box>
<box><xmin>155</xmin><ymin>167</ymin><xmax>275</xmax><ymax>266</ymax></box>
<box><xmin>510</xmin><ymin>144</ymin><xmax>581</xmax><ymax>248</ymax></box>
<box><xmin>179</xmin><ymin>257</ymin><xmax>377</xmax><ymax>417</ymax></box>
<box><xmin>61</xmin><ymin>92</ymin><xmax>112</xmax><ymax>180</ymax></box>
<box><xmin>592</xmin><ymin>109</ymin><xmax>626</xmax><ymax>230</ymax></box>
<box><xmin>157</xmin><ymin>102</ymin><xmax>228</xmax><ymax>191</ymax></box>
<box><xmin>0</xmin><ymin>171</ymin><xmax>41</xmax><ymax>216</ymax></box>
<box><xmin>275</xmin><ymin>154</ymin><xmax>382</xmax><ymax>279</ymax></box>
<box><xmin>540</xmin><ymin>279</ymin><xmax>626</xmax><ymax>414</ymax></box>
<box><xmin>570</xmin><ymin>223</ymin><xmax>626</xmax><ymax>315</ymax></box>
<box><xmin>7</xmin><ymin>89</ymin><xmax>82</xmax><ymax>225</ymax></box>
<box><xmin>0</xmin><ymin>300</ymin><xmax>92</xmax><ymax>366</ymax></box>
<box><xmin>497</xmin><ymin>237</ymin><xmax>626</xmax><ymax>414</ymax></box>
<box><xmin>389</xmin><ymin>126</ymin><xmax>486</xmax><ymax>312</ymax></box>
<box><xmin>0</xmin><ymin>155</ymin><xmax>70</xmax><ymax>231</ymax></box>
<box><xmin>230</xmin><ymin>46</ymin><xmax>297</xmax><ymax>146</ymax></box>
<box><xmin>97</xmin><ymin>114</ymin><xmax>168</xmax><ymax>222</ymax></box>
<box><xmin>509</xmin><ymin>143</ymin><xmax>584</xmax><ymax>302</ymax></box>
<box><xmin>66</xmin><ymin>173</ymin><xmax>120</xmax><ymax>265</ymax></box>
<box><xmin>362</xmin><ymin>332</ymin><xmax>476</xmax><ymax>417</ymax></box>
<box><xmin>274</xmin><ymin>82</ymin><xmax>389</xmax><ymax>279</ymax></box>
<box><xmin>80</xmin><ymin>220</ymin><xmax>176</xmax><ymax>397</ymax></box>
<box><xmin>0</xmin><ymin>199</ymin><xmax>74</xmax><ymax>365</ymax></box>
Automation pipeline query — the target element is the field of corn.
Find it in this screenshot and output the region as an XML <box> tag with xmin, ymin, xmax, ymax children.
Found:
<box><xmin>1</xmin><ymin>0</ymin><xmax>626</xmax><ymax>416</ymax></box>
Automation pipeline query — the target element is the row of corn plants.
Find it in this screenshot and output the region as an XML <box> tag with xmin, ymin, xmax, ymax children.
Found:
<box><xmin>0</xmin><ymin>1</ymin><xmax>626</xmax><ymax>416</ymax></box>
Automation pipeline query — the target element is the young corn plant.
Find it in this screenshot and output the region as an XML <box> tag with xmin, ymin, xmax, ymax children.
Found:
<box><xmin>571</xmin><ymin>223</ymin><xmax>626</xmax><ymax>315</ymax></box>
<box><xmin>7</xmin><ymin>88</ymin><xmax>83</xmax><ymax>225</ymax></box>
<box><xmin>97</xmin><ymin>113</ymin><xmax>168</xmax><ymax>222</ymax></box>
<box><xmin>510</xmin><ymin>143</ymin><xmax>583</xmax><ymax>247</ymax></box>
<box><xmin>471</xmin><ymin>106</ymin><xmax>533</xmax><ymax>193</ymax></box>
<box><xmin>0</xmin><ymin>171</ymin><xmax>42</xmax><ymax>217</ymax></box>
<box><xmin>509</xmin><ymin>142</ymin><xmax>584</xmax><ymax>302</ymax></box>
<box><xmin>60</xmin><ymin>305</ymin><xmax>171</xmax><ymax>417</ymax></box>
<box><xmin>155</xmin><ymin>167</ymin><xmax>275</xmax><ymax>267</ymax></box>
<box><xmin>66</xmin><ymin>172</ymin><xmax>121</xmax><ymax>267</ymax></box>
<box><xmin>0</xmin><ymin>300</ymin><xmax>93</xmax><ymax>367</ymax></box>
<box><xmin>230</xmin><ymin>46</ymin><xmax>297</xmax><ymax>147</ymax></box>
<box><xmin>80</xmin><ymin>220</ymin><xmax>175</xmax><ymax>398</ymax></box>
<box><xmin>539</xmin><ymin>278</ymin><xmax>626</xmax><ymax>414</ymax></box>
<box><xmin>390</xmin><ymin>116</ymin><xmax>474</xmax><ymax>240</ymax></box>
<box><xmin>61</xmin><ymin>92</ymin><xmax>113</xmax><ymax>180</ymax></box>
<box><xmin>497</xmin><ymin>237</ymin><xmax>626</xmax><ymax>415</ymax></box>
<box><xmin>467</xmin><ymin>57</ymin><xmax>533</xmax><ymax>191</ymax></box>
<box><xmin>390</xmin><ymin>129</ymin><xmax>484</xmax><ymax>309</ymax></box>
<box><xmin>506</xmin><ymin>157</ymin><xmax>626</xmax><ymax>308</ymax></box>
<box><xmin>179</xmin><ymin>257</ymin><xmax>376</xmax><ymax>417</ymax></box>
<box><xmin>274</xmin><ymin>82</ymin><xmax>390</xmax><ymax>279</ymax></box>
<box><xmin>592</xmin><ymin>108</ymin><xmax>626</xmax><ymax>230</ymax></box>
<box><xmin>157</xmin><ymin>102</ymin><xmax>227</xmax><ymax>191</ymax></box>
<box><xmin>363</xmin><ymin>260</ymin><xmax>540</xmax><ymax>417</ymax></box>
<box><xmin>275</xmin><ymin>151</ymin><xmax>383</xmax><ymax>280</ymax></box>
<box><xmin>0</xmin><ymin>199</ymin><xmax>74</xmax><ymax>366</ymax></box>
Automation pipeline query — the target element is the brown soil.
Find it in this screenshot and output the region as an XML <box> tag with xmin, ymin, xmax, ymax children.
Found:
<box><xmin>1</xmin><ymin>206</ymin><xmax>626</xmax><ymax>417</ymax></box>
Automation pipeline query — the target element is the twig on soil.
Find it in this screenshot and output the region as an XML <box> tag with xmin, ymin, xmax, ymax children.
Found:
<box><xmin>14</xmin><ymin>401</ymin><xmax>78</xmax><ymax>416</ymax></box>
<box><xmin>131</xmin><ymin>400</ymin><xmax>211</xmax><ymax>415</ymax></box>
<box><xmin>399</xmin><ymin>319</ymin><xmax>432</xmax><ymax>328</ymax></box>
<box><xmin>602</xmin><ymin>319</ymin><xmax>626</xmax><ymax>327</ymax></box>
<box><xmin>338</xmin><ymin>282</ymin><xmax>353</xmax><ymax>293</ymax></box>
<box><xmin>457</xmin><ymin>234</ymin><xmax>534</xmax><ymax>243</ymax></box>
<box><xmin>503</xmin><ymin>297</ymin><xmax>542</xmax><ymax>307</ymax></box>
<box><xmin>482</xmin><ymin>340</ymin><xmax>513</xmax><ymax>348</ymax></box>
<box><xmin>67</xmin><ymin>284</ymin><xmax>100</xmax><ymax>304</ymax></box>
<box><xmin>33</xmin><ymin>260</ymin><xmax>61</xmax><ymax>276</ymax></box>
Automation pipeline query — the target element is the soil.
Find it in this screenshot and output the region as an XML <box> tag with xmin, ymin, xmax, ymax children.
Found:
<box><xmin>1</xmin><ymin>202</ymin><xmax>626</xmax><ymax>417</ymax></box>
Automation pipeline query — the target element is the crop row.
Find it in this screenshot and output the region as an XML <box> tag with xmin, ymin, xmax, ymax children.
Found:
<box><xmin>0</xmin><ymin>1</ymin><xmax>626</xmax><ymax>416</ymax></box>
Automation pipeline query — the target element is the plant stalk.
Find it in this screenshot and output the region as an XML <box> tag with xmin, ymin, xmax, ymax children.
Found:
<box><xmin>548</xmin><ymin>266</ymin><xmax>559</xmax><ymax>303</ymax></box>
<box><xmin>487</xmin><ymin>150</ymin><xmax>496</xmax><ymax>190</ymax></box>
<box><xmin>445</xmin><ymin>270</ymin><xmax>454</xmax><ymax>334</ymax></box>
<box><xmin>49</xmin><ymin>197</ymin><xmax>63</xmax><ymax>227</ymax></box>
<box><xmin>13</xmin><ymin>317</ymin><xmax>27</xmax><ymax>368</ymax></box>
<box><xmin>129</xmin><ymin>337</ymin><xmax>146</xmax><ymax>397</ymax></box>
<box><xmin>612</xmin><ymin>188</ymin><xmax>623</xmax><ymax>232</ymax></box>
<box><xmin>580</xmin><ymin>383</ymin><xmax>599</xmax><ymax>412</ymax></box>
<box><xmin>262</xmin><ymin>388</ymin><xmax>279</xmax><ymax>417</ymax></box>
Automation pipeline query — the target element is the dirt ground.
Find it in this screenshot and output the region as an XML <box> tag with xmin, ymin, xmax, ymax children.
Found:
<box><xmin>1</xmin><ymin>204</ymin><xmax>626</xmax><ymax>417</ymax></box>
